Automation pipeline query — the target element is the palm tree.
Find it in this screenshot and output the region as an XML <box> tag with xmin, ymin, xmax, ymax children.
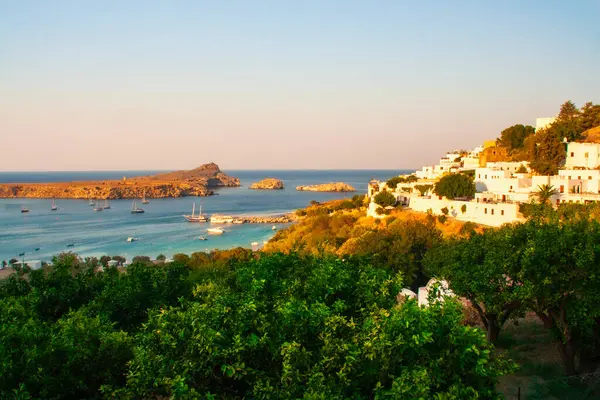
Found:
<box><xmin>534</xmin><ymin>184</ymin><xmax>558</xmax><ymax>204</ymax></box>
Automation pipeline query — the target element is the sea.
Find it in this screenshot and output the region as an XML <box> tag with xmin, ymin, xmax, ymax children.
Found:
<box><xmin>0</xmin><ymin>170</ymin><xmax>412</xmax><ymax>263</ymax></box>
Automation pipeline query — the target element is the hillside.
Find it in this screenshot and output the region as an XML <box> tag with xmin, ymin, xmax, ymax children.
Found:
<box><xmin>581</xmin><ymin>125</ymin><xmax>600</xmax><ymax>143</ymax></box>
<box><xmin>0</xmin><ymin>163</ymin><xmax>240</xmax><ymax>199</ymax></box>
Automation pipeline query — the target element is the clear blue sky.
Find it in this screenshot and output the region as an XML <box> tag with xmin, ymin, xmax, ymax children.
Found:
<box><xmin>1</xmin><ymin>0</ymin><xmax>599</xmax><ymax>171</ymax></box>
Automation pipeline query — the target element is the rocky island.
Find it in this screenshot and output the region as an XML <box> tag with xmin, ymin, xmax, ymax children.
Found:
<box><xmin>249</xmin><ymin>178</ymin><xmax>285</xmax><ymax>190</ymax></box>
<box><xmin>296</xmin><ymin>182</ymin><xmax>356</xmax><ymax>192</ymax></box>
<box><xmin>0</xmin><ymin>163</ymin><xmax>240</xmax><ymax>199</ymax></box>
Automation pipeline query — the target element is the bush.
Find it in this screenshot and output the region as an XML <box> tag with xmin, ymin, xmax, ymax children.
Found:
<box><xmin>434</xmin><ymin>173</ymin><xmax>475</xmax><ymax>200</ymax></box>
<box><xmin>437</xmin><ymin>214</ymin><xmax>448</xmax><ymax>224</ymax></box>
<box><xmin>374</xmin><ymin>191</ymin><xmax>396</xmax><ymax>207</ymax></box>
<box><xmin>441</xmin><ymin>207</ymin><xmax>449</xmax><ymax>215</ymax></box>
<box><xmin>461</xmin><ymin>204</ymin><xmax>467</xmax><ymax>214</ymax></box>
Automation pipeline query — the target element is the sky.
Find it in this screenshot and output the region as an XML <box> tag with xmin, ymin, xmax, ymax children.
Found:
<box><xmin>1</xmin><ymin>0</ymin><xmax>599</xmax><ymax>171</ymax></box>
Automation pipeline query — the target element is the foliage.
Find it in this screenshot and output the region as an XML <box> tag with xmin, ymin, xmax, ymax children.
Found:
<box><xmin>414</xmin><ymin>184</ymin><xmax>433</xmax><ymax>196</ymax></box>
<box><xmin>580</xmin><ymin>101</ymin><xmax>600</xmax><ymax>132</ymax></box>
<box><xmin>156</xmin><ymin>253</ymin><xmax>167</xmax><ymax>261</ymax></box>
<box><xmin>533</xmin><ymin>184</ymin><xmax>558</xmax><ymax>204</ymax></box>
<box><xmin>441</xmin><ymin>207</ymin><xmax>449</xmax><ymax>215</ymax></box>
<box><xmin>114</xmin><ymin>253</ymin><xmax>513</xmax><ymax>398</ymax></box>
<box><xmin>425</xmin><ymin>227</ymin><xmax>524</xmax><ymax>342</ymax></box>
<box><xmin>498</xmin><ymin>124</ymin><xmax>535</xmax><ymax>152</ymax></box>
<box><xmin>516</xmin><ymin>164</ymin><xmax>528</xmax><ymax>173</ymax></box>
<box><xmin>131</xmin><ymin>255</ymin><xmax>152</xmax><ymax>265</ymax></box>
<box><xmin>528</xmin><ymin>127</ymin><xmax>566</xmax><ymax>175</ymax></box>
<box><xmin>386</xmin><ymin>175</ymin><xmax>417</xmax><ymax>189</ymax></box>
<box><xmin>373</xmin><ymin>190</ymin><xmax>396</xmax><ymax>207</ymax></box>
<box><xmin>461</xmin><ymin>204</ymin><xmax>467</xmax><ymax>214</ymax></box>
<box><xmin>437</xmin><ymin>214</ymin><xmax>447</xmax><ymax>224</ymax></box>
<box><xmin>434</xmin><ymin>173</ymin><xmax>475</xmax><ymax>200</ymax></box>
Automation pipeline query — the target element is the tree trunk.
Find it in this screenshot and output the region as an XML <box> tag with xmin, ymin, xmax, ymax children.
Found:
<box><xmin>536</xmin><ymin>312</ymin><xmax>553</xmax><ymax>329</ymax></box>
<box><xmin>486</xmin><ymin>316</ymin><xmax>501</xmax><ymax>343</ymax></box>
<box><xmin>556</xmin><ymin>340</ymin><xmax>577</xmax><ymax>376</ymax></box>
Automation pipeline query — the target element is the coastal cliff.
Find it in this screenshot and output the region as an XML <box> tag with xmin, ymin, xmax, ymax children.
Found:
<box><xmin>0</xmin><ymin>163</ymin><xmax>240</xmax><ymax>199</ymax></box>
<box><xmin>296</xmin><ymin>182</ymin><xmax>356</xmax><ymax>192</ymax></box>
<box><xmin>249</xmin><ymin>178</ymin><xmax>285</xmax><ymax>190</ymax></box>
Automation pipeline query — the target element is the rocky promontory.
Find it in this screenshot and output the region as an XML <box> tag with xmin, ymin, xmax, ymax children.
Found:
<box><xmin>0</xmin><ymin>163</ymin><xmax>240</xmax><ymax>199</ymax></box>
<box><xmin>249</xmin><ymin>178</ymin><xmax>285</xmax><ymax>190</ymax></box>
<box><xmin>296</xmin><ymin>182</ymin><xmax>356</xmax><ymax>192</ymax></box>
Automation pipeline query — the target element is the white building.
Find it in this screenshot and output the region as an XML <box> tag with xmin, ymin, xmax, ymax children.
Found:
<box><xmin>13</xmin><ymin>260</ymin><xmax>42</xmax><ymax>270</ymax></box>
<box><xmin>565</xmin><ymin>142</ymin><xmax>600</xmax><ymax>169</ymax></box>
<box><xmin>536</xmin><ymin>117</ymin><xmax>557</xmax><ymax>131</ymax></box>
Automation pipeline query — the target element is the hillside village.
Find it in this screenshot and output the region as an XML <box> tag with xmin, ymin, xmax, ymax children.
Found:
<box><xmin>368</xmin><ymin>111</ymin><xmax>600</xmax><ymax>226</ymax></box>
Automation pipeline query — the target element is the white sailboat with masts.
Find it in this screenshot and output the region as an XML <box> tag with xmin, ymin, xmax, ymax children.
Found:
<box><xmin>142</xmin><ymin>191</ymin><xmax>150</xmax><ymax>204</ymax></box>
<box><xmin>51</xmin><ymin>198</ymin><xmax>58</xmax><ymax>211</ymax></box>
<box><xmin>184</xmin><ymin>203</ymin><xmax>207</xmax><ymax>222</ymax></box>
<box><xmin>130</xmin><ymin>200</ymin><xmax>145</xmax><ymax>214</ymax></box>
<box><xmin>103</xmin><ymin>199</ymin><xmax>111</xmax><ymax>209</ymax></box>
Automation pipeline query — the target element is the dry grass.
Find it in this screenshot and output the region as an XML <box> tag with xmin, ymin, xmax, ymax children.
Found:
<box><xmin>497</xmin><ymin>314</ymin><xmax>600</xmax><ymax>399</ymax></box>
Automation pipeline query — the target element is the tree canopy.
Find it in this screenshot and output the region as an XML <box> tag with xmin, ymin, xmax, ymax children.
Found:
<box><xmin>373</xmin><ymin>190</ymin><xmax>396</xmax><ymax>207</ymax></box>
<box><xmin>434</xmin><ymin>173</ymin><xmax>475</xmax><ymax>200</ymax></box>
<box><xmin>497</xmin><ymin>124</ymin><xmax>535</xmax><ymax>152</ymax></box>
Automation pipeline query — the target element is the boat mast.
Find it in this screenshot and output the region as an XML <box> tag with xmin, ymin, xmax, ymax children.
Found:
<box><xmin>192</xmin><ymin>203</ymin><xmax>195</xmax><ymax>218</ymax></box>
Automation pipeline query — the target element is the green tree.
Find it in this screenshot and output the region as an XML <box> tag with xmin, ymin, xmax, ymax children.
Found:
<box><xmin>579</xmin><ymin>101</ymin><xmax>600</xmax><ymax>132</ymax></box>
<box><xmin>529</xmin><ymin>128</ymin><xmax>566</xmax><ymax>175</ymax></box>
<box><xmin>516</xmin><ymin>164</ymin><xmax>528</xmax><ymax>173</ymax></box>
<box><xmin>114</xmin><ymin>253</ymin><xmax>513</xmax><ymax>398</ymax></box>
<box><xmin>156</xmin><ymin>254</ymin><xmax>167</xmax><ymax>261</ymax></box>
<box><xmin>414</xmin><ymin>184</ymin><xmax>433</xmax><ymax>196</ymax></box>
<box><xmin>99</xmin><ymin>255</ymin><xmax>112</xmax><ymax>267</ymax></box>
<box><xmin>373</xmin><ymin>191</ymin><xmax>396</xmax><ymax>207</ymax></box>
<box><xmin>557</xmin><ymin>100</ymin><xmax>580</xmax><ymax>123</ymax></box>
<box><xmin>425</xmin><ymin>228</ymin><xmax>524</xmax><ymax>342</ymax></box>
<box><xmin>434</xmin><ymin>173</ymin><xmax>475</xmax><ymax>200</ymax></box>
<box><xmin>513</xmin><ymin>220</ymin><xmax>600</xmax><ymax>376</ymax></box>
<box><xmin>131</xmin><ymin>255</ymin><xmax>152</xmax><ymax>265</ymax></box>
<box><xmin>386</xmin><ymin>176</ymin><xmax>404</xmax><ymax>189</ymax></box>
<box><xmin>498</xmin><ymin>124</ymin><xmax>535</xmax><ymax>151</ymax></box>
<box><xmin>533</xmin><ymin>184</ymin><xmax>557</xmax><ymax>204</ymax></box>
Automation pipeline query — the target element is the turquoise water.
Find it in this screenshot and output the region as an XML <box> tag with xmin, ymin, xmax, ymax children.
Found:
<box><xmin>0</xmin><ymin>170</ymin><xmax>410</xmax><ymax>263</ymax></box>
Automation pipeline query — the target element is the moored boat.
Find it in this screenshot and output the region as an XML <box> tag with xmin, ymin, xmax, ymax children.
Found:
<box><xmin>210</xmin><ymin>214</ymin><xmax>234</xmax><ymax>224</ymax></box>
<box><xmin>184</xmin><ymin>203</ymin><xmax>207</xmax><ymax>222</ymax></box>
<box><xmin>142</xmin><ymin>192</ymin><xmax>150</xmax><ymax>204</ymax></box>
<box><xmin>93</xmin><ymin>200</ymin><xmax>104</xmax><ymax>212</ymax></box>
<box><xmin>130</xmin><ymin>200</ymin><xmax>145</xmax><ymax>214</ymax></box>
<box><xmin>207</xmin><ymin>227</ymin><xmax>224</xmax><ymax>235</ymax></box>
<box><xmin>127</xmin><ymin>237</ymin><xmax>138</xmax><ymax>242</ymax></box>
<box><xmin>21</xmin><ymin>207</ymin><xmax>29</xmax><ymax>213</ymax></box>
<box><xmin>103</xmin><ymin>199</ymin><xmax>111</xmax><ymax>209</ymax></box>
<box><xmin>51</xmin><ymin>198</ymin><xmax>58</xmax><ymax>211</ymax></box>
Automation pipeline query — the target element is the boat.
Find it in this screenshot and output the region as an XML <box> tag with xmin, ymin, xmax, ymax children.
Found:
<box><xmin>251</xmin><ymin>241</ymin><xmax>259</xmax><ymax>246</ymax></box>
<box><xmin>127</xmin><ymin>237</ymin><xmax>138</xmax><ymax>242</ymax></box>
<box><xmin>207</xmin><ymin>227</ymin><xmax>224</xmax><ymax>235</ymax></box>
<box><xmin>210</xmin><ymin>214</ymin><xmax>235</xmax><ymax>224</ymax></box>
<box><xmin>34</xmin><ymin>247</ymin><xmax>40</xmax><ymax>251</ymax></box>
<box><xmin>51</xmin><ymin>198</ymin><xmax>58</xmax><ymax>211</ymax></box>
<box><xmin>272</xmin><ymin>225</ymin><xmax>277</xmax><ymax>230</ymax></box>
<box><xmin>198</xmin><ymin>236</ymin><xmax>208</xmax><ymax>241</ymax></box>
<box><xmin>130</xmin><ymin>200</ymin><xmax>145</xmax><ymax>214</ymax></box>
<box><xmin>89</xmin><ymin>199</ymin><xmax>95</xmax><ymax>206</ymax></box>
<box><xmin>142</xmin><ymin>192</ymin><xmax>150</xmax><ymax>204</ymax></box>
<box><xmin>103</xmin><ymin>199</ymin><xmax>111</xmax><ymax>209</ymax></box>
<box><xmin>184</xmin><ymin>203</ymin><xmax>207</xmax><ymax>222</ymax></box>
<box><xmin>21</xmin><ymin>207</ymin><xmax>29</xmax><ymax>213</ymax></box>
<box><xmin>66</xmin><ymin>243</ymin><xmax>75</xmax><ymax>248</ymax></box>
<box><xmin>93</xmin><ymin>200</ymin><xmax>104</xmax><ymax>212</ymax></box>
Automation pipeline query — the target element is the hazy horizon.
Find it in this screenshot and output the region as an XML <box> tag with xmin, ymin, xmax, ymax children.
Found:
<box><xmin>2</xmin><ymin>1</ymin><xmax>599</xmax><ymax>171</ymax></box>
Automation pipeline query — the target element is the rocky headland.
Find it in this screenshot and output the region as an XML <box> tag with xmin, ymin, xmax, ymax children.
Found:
<box><xmin>249</xmin><ymin>178</ymin><xmax>285</xmax><ymax>190</ymax></box>
<box><xmin>296</xmin><ymin>182</ymin><xmax>356</xmax><ymax>192</ymax></box>
<box><xmin>233</xmin><ymin>214</ymin><xmax>297</xmax><ymax>224</ymax></box>
<box><xmin>0</xmin><ymin>163</ymin><xmax>240</xmax><ymax>199</ymax></box>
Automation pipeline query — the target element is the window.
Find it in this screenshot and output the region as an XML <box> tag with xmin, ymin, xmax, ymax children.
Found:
<box><xmin>590</xmin><ymin>176</ymin><xmax>593</xmax><ymax>180</ymax></box>
<box><xmin>478</xmin><ymin>174</ymin><xmax>481</xmax><ymax>178</ymax></box>
<box><xmin>485</xmin><ymin>175</ymin><xmax>488</xmax><ymax>179</ymax></box>
<box><xmin>568</xmin><ymin>176</ymin><xmax>572</xmax><ymax>180</ymax></box>
<box><xmin>578</xmin><ymin>176</ymin><xmax>581</xmax><ymax>180</ymax></box>
<box><xmin>585</xmin><ymin>152</ymin><xmax>589</xmax><ymax>158</ymax></box>
<box><xmin>484</xmin><ymin>208</ymin><xmax>488</xmax><ymax>214</ymax></box>
<box><xmin>510</xmin><ymin>186</ymin><xmax>513</xmax><ymax>190</ymax></box>
<box><xmin>501</xmin><ymin>210</ymin><xmax>504</xmax><ymax>216</ymax></box>
<box><xmin>560</xmin><ymin>185</ymin><xmax>564</xmax><ymax>193</ymax></box>
<box><xmin>491</xmin><ymin>209</ymin><xmax>494</xmax><ymax>215</ymax></box>
<box><xmin>571</xmin><ymin>152</ymin><xmax>575</xmax><ymax>157</ymax></box>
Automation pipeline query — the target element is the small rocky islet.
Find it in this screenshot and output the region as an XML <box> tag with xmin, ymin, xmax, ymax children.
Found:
<box><xmin>0</xmin><ymin>162</ymin><xmax>240</xmax><ymax>199</ymax></box>
<box><xmin>296</xmin><ymin>182</ymin><xmax>356</xmax><ymax>192</ymax></box>
<box><xmin>249</xmin><ymin>178</ymin><xmax>285</xmax><ymax>190</ymax></box>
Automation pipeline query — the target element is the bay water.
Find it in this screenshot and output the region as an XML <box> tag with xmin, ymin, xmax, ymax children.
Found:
<box><xmin>0</xmin><ymin>170</ymin><xmax>411</xmax><ymax>263</ymax></box>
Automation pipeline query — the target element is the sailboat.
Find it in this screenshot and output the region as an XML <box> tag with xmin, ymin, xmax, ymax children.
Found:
<box><xmin>51</xmin><ymin>198</ymin><xmax>58</xmax><ymax>211</ymax></box>
<box><xmin>130</xmin><ymin>200</ymin><xmax>145</xmax><ymax>214</ymax></box>
<box><xmin>89</xmin><ymin>199</ymin><xmax>95</xmax><ymax>206</ymax></box>
<box><xmin>142</xmin><ymin>192</ymin><xmax>150</xmax><ymax>204</ymax></box>
<box><xmin>93</xmin><ymin>200</ymin><xmax>104</xmax><ymax>212</ymax></box>
<box><xmin>184</xmin><ymin>203</ymin><xmax>207</xmax><ymax>222</ymax></box>
<box><xmin>103</xmin><ymin>199</ymin><xmax>111</xmax><ymax>210</ymax></box>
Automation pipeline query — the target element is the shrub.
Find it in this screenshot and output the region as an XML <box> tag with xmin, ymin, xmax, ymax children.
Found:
<box><xmin>441</xmin><ymin>207</ymin><xmax>449</xmax><ymax>216</ymax></box>
<box><xmin>374</xmin><ymin>191</ymin><xmax>396</xmax><ymax>207</ymax></box>
<box><xmin>437</xmin><ymin>214</ymin><xmax>448</xmax><ymax>224</ymax></box>
<box><xmin>434</xmin><ymin>173</ymin><xmax>475</xmax><ymax>200</ymax></box>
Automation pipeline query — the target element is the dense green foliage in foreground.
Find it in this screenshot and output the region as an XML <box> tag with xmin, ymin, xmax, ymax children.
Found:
<box><xmin>426</xmin><ymin>205</ymin><xmax>600</xmax><ymax>377</ymax></box>
<box><xmin>0</xmin><ymin>250</ymin><xmax>512</xmax><ymax>399</ymax></box>
<box><xmin>434</xmin><ymin>173</ymin><xmax>475</xmax><ymax>200</ymax></box>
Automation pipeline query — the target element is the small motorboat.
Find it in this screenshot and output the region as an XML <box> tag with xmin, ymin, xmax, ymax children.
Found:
<box><xmin>251</xmin><ymin>241</ymin><xmax>259</xmax><ymax>246</ymax></box>
<box><xmin>198</xmin><ymin>236</ymin><xmax>208</xmax><ymax>241</ymax></box>
<box><xmin>21</xmin><ymin>207</ymin><xmax>30</xmax><ymax>213</ymax></box>
<box><xmin>66</xmin><ymin>243</ymin><xmax>75</xmax><ymax>248</ymax></box>
<box><xmin>272</xmin><ymin>225</ymin><xmax>277</xmax><ymax>230</ymax></box>
<box><xmin>127</xmin><ymin>237</ymin><xmax>138</xmax><ymax>242</ymax></box>
<box><xmin>207</xmin><ymin>227</ymin><xmax>224</xmax><ymax>235</ymax></box>
<box><xmin>34</xmin><ymin>248</ymin><xmax>40</xmax><ymax>252</ymax></box>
